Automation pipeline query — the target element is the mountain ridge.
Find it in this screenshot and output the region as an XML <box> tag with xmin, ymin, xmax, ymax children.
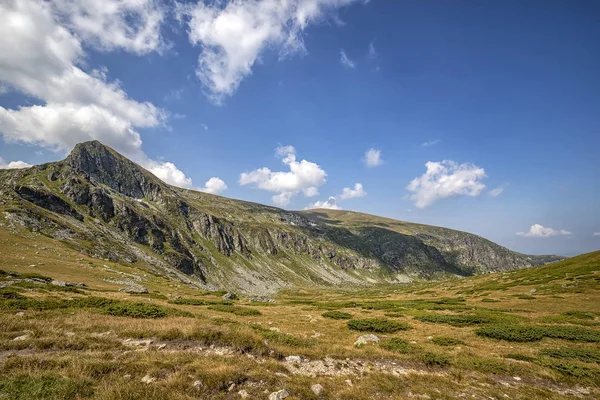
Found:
<box><xmin>0</xmin><ymin>141</ymin><xmax>564</xmax><ymax>293</ymax></box>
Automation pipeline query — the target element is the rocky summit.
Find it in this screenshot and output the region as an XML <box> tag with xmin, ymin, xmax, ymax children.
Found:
<box><xmin>0</xmin><ymin>141</ymin><xmax>562</xmax><ymax>293</ymax></box>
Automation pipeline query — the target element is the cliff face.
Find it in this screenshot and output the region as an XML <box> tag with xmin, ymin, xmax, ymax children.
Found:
<box><xmin>0</xmin><ymin>141</ymin><xmax>563</xmax><ymax>293</ymax></box>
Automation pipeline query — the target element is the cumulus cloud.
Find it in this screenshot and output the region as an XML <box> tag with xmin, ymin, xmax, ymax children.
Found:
<box><xmin>200</xmin><ymin>177</ymin><xmax>228</xmax><ymax>195</ymax></box>
<box><xmin>517</xmin><ymin>224</ymin><xmax>572</xmax><ymax>238</ymax></box>
<box><xmin>407</xmin><ymin>160</ymin><xmax>487</xmax><ymax>208</ymax></box>
<box><xmin>0</xmin><ymin>157</ymin><xmax>32</xmax><ymax>169</ymax></box>
<box><xmin>594</xmin><ymin>232</ymin><xmax>600</xmax><ymax>236</ymax></box>
<box><xmin>363</xmin><ymin>148</ymin><xmax>382</xmax><ymax>167</ymax></box>
<box><xmin>177</xmin><ymin>0</ymin><xmax>367</xmax><ymax>102</ymax></box>
<box><xmin>306</xmin><ymin>182</ymin><xmax>366</xmax><ymax>210</ymax></box>
<box><xmin>49</xmin><ymin>0</ymin><xmax>166</xmax><ymax>55</ymax></box>
<box><xmin>421</xmin><ymin>139</ymin><xmax>440</xmax><ymax>147</ymax></box>
<box><xmin>239</xmin><ymin>145</ymin><xmax>327</xmax><ymax>207</ymax></box>
<box><xmin>339</xmin><ymin>183</ymin><xmax>366</xmax><ymax>200</ymax></box>
<box><xmin>305</xmin><ymin>196</ymin><xmax>340</xmax><ymax>210</ymax></box>
<box><xmin>340</xmin><ymin>49</ymin><xmax>355</xmax><ymax>68</ymax></box>
<box><xmin>0</xmin><ymin>0</ymin><xmax>194</xmax><ymax>189</ymax></box>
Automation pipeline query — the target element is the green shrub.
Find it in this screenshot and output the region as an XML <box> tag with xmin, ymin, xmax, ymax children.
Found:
<box><xmin>515</xmin><ymin>294</ymin><xmax>536</xmax><ymax>300</ymax></box>
<box><xmin>207</xmin><ymin>304</ymin><xmax>261</xmax><ymax>316</ymax></box>
<box><xmin>543</xmin><ymin>325</ymin><xmax>600</xmax><ymax>342</ymax></box>
<box><xmin>100</xmin><ymin>303</ymin><xmax>168</xmax><ymax>319</ymax></box>
<box><xmin>420</xmin><ymin>352</ymin><xmax>451</xmax><ymax>367</ymax></box>
<box><xmin>414</xmin><ymin>314</ymin><xmax>492</xmax><ymax>327</ymax></box>
<box><xmin>322</xmin><ymin>311</ymin><xmax>352</xmax><ymax>320</ymax></box>
<box><xmin>536</xmin><ymin>359</ymin><xmax>600</xmax><ymax>379</ymax></box>
<box><xmin>481</xmin><ymin>298</ymin><xmax>500</xmax><ymax>303</ymax></box>
<box><xmin>477</xmin><ymin>324</ymin><xmax>600</xmax><ymax>343</ymax></box>
<box><xmin>475</xmin><ymin>325</ymin><xmax>545</xmax><ymax>342</ymax></box>
<box><xmin>464</xmin><ymin>358</ymin><xmax>521</xmax><ymax>375</ymax></box>
<box><xmin>347</xmin><ymin>318</ymin><xmax>410</xmax><ymax>333</ymax></box>
<box><xmin>383</xmin><ymin>312</ymin><xmax>405</xmax><ymax>318</ymax></box>
<box><xmin>0</xmin><ymin>288</ymin><xmax>26</xmax><ymax>300</ymax></box>
<box><xmin>562</xmin><ymin>311</ymin><xmax>595</xmax><ymax>320</ymax></box>
<box><xmin>168</xmin><ymin>298</ymin><xmax>206</xmax><ymax>306</ymax></box>
<box><xmin>431</xmin><ymin>336</ymin><xmax>464</xmax><ymax>346</ymax></box>
<box><xmin>380</xmin><ymin>338</ymin><xmax>414</xmax><ymax>354</ymax></box>
<box><xmin>540</xmin><ymin>347</ymin><xmax>600</xmax><ymax>364</ymax></box>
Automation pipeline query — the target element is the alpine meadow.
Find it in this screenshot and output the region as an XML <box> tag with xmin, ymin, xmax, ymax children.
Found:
<box><xmin>0</xmin><ymin>0</ymin><xmax>599</xmax><ymax>399</ymax></box>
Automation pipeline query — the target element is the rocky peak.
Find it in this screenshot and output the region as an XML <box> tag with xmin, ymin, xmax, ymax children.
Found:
<box><xmin>65</xmin><ymin>141</ymin><xmax>162</xmax><ymax>200</ymax></box>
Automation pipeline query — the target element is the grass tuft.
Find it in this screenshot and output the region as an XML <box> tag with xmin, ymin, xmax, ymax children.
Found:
<box><xmin>347</xmin><ymin>318</ymin><xmax>410</xmax><ymax>333</ymax></box>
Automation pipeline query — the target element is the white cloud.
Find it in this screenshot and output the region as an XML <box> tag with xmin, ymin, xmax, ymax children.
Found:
<box><xmin>306</xmin><ymin>182</ymin><xmax>366</xmax><ymax>210</ymax></box>
<box><xmin>363</xmin><ymin>148</ymin><xmax>382</xmax><ymax>167</ymax></box>
<box><xmin>0</xmin><ymin>0</ymin><xmax>193</xmax><ymax>189</ymax></box>
<box><xmin>200</xmin><ymin>123</ymin><xmax>209</xmax><ymax>131</ymax></box>
<box><xmin>305</xmin><ymin>196</ymin><xmax>340</xmax><ymax>210</ymax></box>
<box><xmin>407</xmin><ymin>160</ymin><xmax>487</xmax><ymax>208</ymax></box>
<box><xmin>488</xmin><ymin>183</ymin><xmax>509</xmax><ymax>197</ymax></box>
<box><xmin>146</xmin><ymin>160</ymin><xmax>193</xmax><ymax>189</ymax></box>
<box><xmin>239</xmin><ymin>145</ymin><xmax>327</xmax><ymax>207</ymax></box>
<box><xmin>177</xmin><ymin>0</ymin><xmax>366</xmax><ymax>102</ymax></box>
<box><xmin>517</xmin><ymin>224</ymin><xmax>572</xmax><ymax>238</ymax></box>
<box><xmin>592</xmin><ymin>232</ymin><xmax>600</xmax><ymax>236</ymax></box>
<box><xmin>421</xmin><ymin>139</ymin><xmax>440</xmax><ymax>147</ymax></box>
<box><xmin>200</xmin><ymin>177</ymin><xmax>228</xmax><ymax>195</ymax></box>
<box><xmin>339</xmin><ymin>183</ymin><xmax>366</xmax><ymax>200</ymax></box>
<box><xmin>0</xmin><ymin>157</ymin><xmax>32</xmax><ymax>169</ymax></box>
<box><xmin>340</xmin><ymin>49</ymin><xmax>355</xmax><ymax>68</ymax></box>
<box><xmin>49</xmin><ymin>0</ymin><xmax>166</xmax><ymax>55</ymax></box>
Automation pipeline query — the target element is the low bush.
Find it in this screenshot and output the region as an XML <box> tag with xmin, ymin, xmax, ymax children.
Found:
<box><xmin>431</xmin><ymin>336</ymin><xmax>464</xmax><ymax>346</ymax></box>
<box><xmin>481</xmin><ymin>298</ymin><xmax>500</xmax><ymax>303</ymax></box>
<box><xmin>414</xmin><ymin>314</ymin><xmax>492</xmax><ymax>327</ymax></box>
<box><xmin>380</xmin><ymin>338</ymin><xmax>414</xmax><ymax>354</ymax></box>
<box><xmin>100</xmin><ymin>302</ymin><xmax>169</xmax><ymax>319</ymax></box>
<box><xmin>562</xmin><ymin>311</ymin><xmax>596</xmax><ymax>320</ymax></box>
<box><xmin>347</xmin><ymin>318</ymin><xmax>410</xmax><ymax>333</ymax></box>
<box><xmin>476</xmin><ymin>324</ymin><xmax>600</xmax><ymax>343</ymax></box>
<box><xmin>540</xmin><ymin>347</ymin><xmax>600</xmax><ymax>364</ymax></box>
<box><xmin>0</xmin><ymin>288</ymin><xmax>26</xmax><ymax>300</ymax></box>
<box><xmin>207</xmin><ymin>304</ymin><xmax>261</xmax><ymax>316</ymax></box>
<box><xmin>475</xmin><ymin>325</ymin><xmax>545</xmax><ymax>342</ymax></box>
<box><xmin>420</xmin><ymin>352</ymin><xmax>451</xmax><ymax>367</ymax></box>
<box><xmin>322</xmin><ymin>311</ymin><xmax>352</xmax><ymax>320</ymax></box>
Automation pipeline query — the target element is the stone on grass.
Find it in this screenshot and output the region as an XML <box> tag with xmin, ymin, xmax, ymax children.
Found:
<box><xmin>268</xmin><ymin>389</ymin><xmax>289</xmax><ymax>400</ymax></box>
<box><xmin>51</xmin><ymin>280</ymin><xmax>66</xmax><ymax>287</ymax></box>
<box><xmin>141</xmin><ymin>374</ymin><xmax>156</xmax><ymax>384</ymax></box>
<box><xmin>354</xmin><ymin>334</ymin><xmax>380</xmax><ymax>347</ymax></box>
<box><xmin>119</xmin><ymin>285</ymin><xmax>148</xmax><ymax>294</ymax></box>
<box><xmin>311</xmin><ymin>383</ymin><xmax>324</xmax><ymax>396</ymax></box>
<box><xmin>13</xmin><ymin>334</ymin><xmax>30</xmax><ymax>341</ymax></box>
<box><xmin>238</xmin><ymin>389</ymin><xmax>249</xmax><ymax>398</ymax></box>
<box><xmin>285</xmin><ymin>355</ymin><xmax>302</xmax><ymax>364</ymax></box>
<box><xmin>249</xmin><ymin>296</ymin><xmax>276</xmax><ymax>303</ymax></box>
<box><xmin>223</xmin><ymin>292</ymin><xmax>237</xmax><ymax>300</ymax></box>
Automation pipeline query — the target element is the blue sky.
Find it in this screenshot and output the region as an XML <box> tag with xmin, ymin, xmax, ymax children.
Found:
<box><xmin>0</xmin><ymin>0</ymin><xmax>599</xmax><ymax>256</ymax></box>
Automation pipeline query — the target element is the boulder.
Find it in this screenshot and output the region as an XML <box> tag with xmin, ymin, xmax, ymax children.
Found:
<box><xmin>268</xmin><ymin>389</ymin><xmax>289</xmax><ymax>400</ymax></box>
<box><xmin>249</xmin><ymin>296</ymin><xmax>275</xmax><ymax>303</ymax></box>
<box><xmin>119</xmin><ymin>285</ymin><xmax>148</xmax><ymax>294</ymax></box>
<box><xmin>311</xmin><ymin>383</ymin><xmax>324</xmax><ymax>396</ymax></box>
<box><xmin>223</xmin><ymin>292</ymin><xmax>237</xmax><ymax>300</ymax></box>
<box><xmin>354</xmin><ymin>334</ymin><xmax>380</xmax><ymax>347</ymax></box>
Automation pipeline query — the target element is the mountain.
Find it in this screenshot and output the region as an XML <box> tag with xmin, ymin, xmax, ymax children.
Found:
<box><xmin>0</xmin><ymin>141</ymin><xmax>563</xmax><ymax>293</ymax></box>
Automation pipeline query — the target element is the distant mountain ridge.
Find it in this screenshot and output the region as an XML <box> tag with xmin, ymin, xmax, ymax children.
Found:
<box><xmin>0</xmin><ymin>141</ymin><xmax>564</xmax><ymax>293</ymax></box>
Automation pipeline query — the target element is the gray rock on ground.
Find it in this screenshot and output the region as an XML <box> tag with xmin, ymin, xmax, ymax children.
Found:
<box><xmin>222</xmin><ymin>292</ymin><xmax>237</xmax><ymax>300</ymax></box>
<box><xmin>249</xmin><ymin>296</ymin><xmax>275</xmax><ymax>303</ymax></box>
<box><xmin>354</xmin><ymin>334</ymin><xmax>380</xmax><ymax>347</ymax></box>
<box><xmin>311</xmin><ymin>383</ymin><xmax>324</xmax><ymax>396</ymax></box>
<box><xmin>268</xmin><ymin>389</ymin><xmax>289</xmax><ymax>400</ymax></box>
<box><xmin>119</xmin><ymin>284</ymin><xmax>148</xmax><ymax>294</ymax></box>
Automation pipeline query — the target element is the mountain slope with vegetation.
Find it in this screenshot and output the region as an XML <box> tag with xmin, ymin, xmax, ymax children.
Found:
<box><xmin>0</xmin><ymin>140</ymin><xmax>562</xmax><ymax>293</ymax></box>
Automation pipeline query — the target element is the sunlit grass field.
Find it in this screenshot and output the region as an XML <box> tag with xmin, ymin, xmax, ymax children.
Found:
<box><xmin>0</xmin><ymin>227</ymin><xmax>598</xmax><ymax>399</ymax></box>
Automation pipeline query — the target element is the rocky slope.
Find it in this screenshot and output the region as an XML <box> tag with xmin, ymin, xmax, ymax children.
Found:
<box><xmin>0</xmin><ymin>141</ymin><xmax>563</xmax><ymax>293</ymax></box>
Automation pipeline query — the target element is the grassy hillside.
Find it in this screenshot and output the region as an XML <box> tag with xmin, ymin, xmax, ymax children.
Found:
<box><xmin>1</xmin><ymin>246</ymin><xmax>598</xmax><ymax>399</ymax></box>
<box><xmin>0</xmin><ymin>141</ymin><xmax>564</xmax><ymax>294</ymax></box>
